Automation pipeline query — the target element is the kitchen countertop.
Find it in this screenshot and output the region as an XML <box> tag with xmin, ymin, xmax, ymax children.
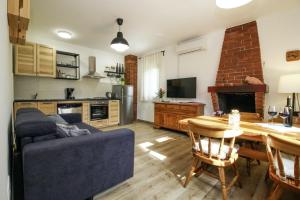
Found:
<box><xmin>14</xmin><ymin>98</ymin><xmax>120</xmax><ymax>102</ymax></box>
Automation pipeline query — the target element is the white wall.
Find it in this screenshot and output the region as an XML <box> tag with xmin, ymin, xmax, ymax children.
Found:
<box><xmin>0</xmin><ymin>0</ymin><xmax>13</xmax><ymax>199</ymax></box>
<box><xmin>138</xmin><ymin>6</ymin><xmax>300</xmax><ymax>122</ymax></box>
<box><xmin>14</xmin><ymin>35</ymin><xmax>124</xmax><ymax>99</ymax></box>
<box><xmin>257</xmin><ymin>7</ymin><xmax>300</xmax><ymax>116</ymax></box>
<box><xmin>137</xmin><ymin>30</ymin><xmax>224</xmax><ymax>122</ymax></box>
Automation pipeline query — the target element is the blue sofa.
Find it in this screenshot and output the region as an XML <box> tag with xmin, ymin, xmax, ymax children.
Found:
<box><xmin>15</xmin><ymin>108</ymin><xmax>135</xmax><ymax>200</ymax></box>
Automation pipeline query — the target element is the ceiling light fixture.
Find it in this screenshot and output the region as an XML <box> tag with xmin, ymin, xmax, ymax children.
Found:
<box><xmin>111</xmin><ymin>18</ymin><xmax>129</xmax><ymax>52</ymax></box>
<box><xmin>216</xmin><ymin>0</ymin><xmax>253</xmax><ymax>9</ymax></box>
<box><xmin>57</xmin><ymin>30</ymin><xmax>72</xmax><ymax>39</ymax></box>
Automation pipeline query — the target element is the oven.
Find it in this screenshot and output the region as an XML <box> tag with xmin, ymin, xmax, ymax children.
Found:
<box><xmin>90</xmin><ymin>100</ymin><xmax>109</xmax><ymax>121</ymax></box>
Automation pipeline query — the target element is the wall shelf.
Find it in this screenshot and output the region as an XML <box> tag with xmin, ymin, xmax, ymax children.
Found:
<box><xmin>56</xmin><ymin>64</ymin><xmax>79</xmax><ymax>69</ymax></box>
<box><xmin>56</xmin><ymin>50</ymin><xmax>80</xmax><ymax>80</ymax></box>
<box><xmin>104</xmin><ymin>71</ymin><xmax>125</xmax><ymax>78</ymax></box>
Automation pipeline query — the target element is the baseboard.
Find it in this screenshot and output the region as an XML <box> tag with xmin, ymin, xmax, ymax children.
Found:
<box><xmin>136</xmin><ymin>119</ymin><xmax>153</xmax><ymax>125</ymax></box>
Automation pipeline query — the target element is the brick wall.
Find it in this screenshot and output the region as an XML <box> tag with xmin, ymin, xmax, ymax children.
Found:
<box><xmin>210</xmin><ymin>21</ymin><xmax>266</xmax><ymax>115</ymax></box>
<box><xmin>216</xmin><ymin>21</ymin><xmax>263</xmax><ymax>86</ymax></box>
<box><xmin>125</xmin><ymin>55</ymin><xmax>137</xmax><ymax>120</ymax></box>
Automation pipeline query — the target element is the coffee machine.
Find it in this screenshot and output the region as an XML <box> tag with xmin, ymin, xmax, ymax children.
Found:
<box><xmin>65</xmin><ymin>88</ymin><xmax>75</xmax><ymax>99</ymax></box>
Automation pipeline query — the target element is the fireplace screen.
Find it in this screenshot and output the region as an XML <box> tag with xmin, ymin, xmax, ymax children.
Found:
<box><xmin>218</xmin><ymin>92</ymin><xmax>255</xmax><ymax>114</ymax></box>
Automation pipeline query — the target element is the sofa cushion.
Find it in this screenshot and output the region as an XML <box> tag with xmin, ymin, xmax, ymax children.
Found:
<box><xmin>194</xmin><ymin>138</ymin><xmax>239</xmax><ymax>160</ymax></box>
<box><xmin>274</xmin><ymin>152</ymin><xmax>296</xmax><ymax>179</ymax></box>
<box><xmin>33</xmin><ymin>134</ymin><xmax>59</xmax><ymax>143</ymax></box>
<box><xmin>15</xmin><ymin>108</ymin><xmax>57</xmax><ymax>138</ymax></box>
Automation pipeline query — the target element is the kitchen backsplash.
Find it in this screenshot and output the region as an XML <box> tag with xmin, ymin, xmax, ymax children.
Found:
<box><xmin>14</xmin><ymin>76</ymin><xmax>114</xmax><ymax>99</ymax></box>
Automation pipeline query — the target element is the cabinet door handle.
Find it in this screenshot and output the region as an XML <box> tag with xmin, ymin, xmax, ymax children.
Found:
<box><xmin>40</xmin><ymin>102</ymin><xmax>53</xmax><ymax>105</ymax></box>
<box><xmin>20</xmin><ymin>102</ymin><xmax>35</xmax><ymax>105</ymax></box>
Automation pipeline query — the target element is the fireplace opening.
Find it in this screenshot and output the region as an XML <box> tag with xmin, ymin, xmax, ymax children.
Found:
<box><xmin>218</xmin><ymin>92</ymin><xmax>256</xmax><ymax>114</ymax></box>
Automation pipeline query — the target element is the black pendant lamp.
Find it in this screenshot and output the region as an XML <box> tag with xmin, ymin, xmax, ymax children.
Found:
<box><xmin>111</xmin><ymin>18</ymin><xmax>129</xmax><ymax>52</ymax></box>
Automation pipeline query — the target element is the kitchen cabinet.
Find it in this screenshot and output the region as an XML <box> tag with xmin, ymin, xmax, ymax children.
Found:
<box><xmin>14</xmin><ymin>102</ymin><xmax>38</xmax><ymax>118</ymax></box>
<box><xmin>36</xmin><ymin>44</ymin><xmax>56</xmax><ymax>77</ymax></box>
<box><xmin>82</xmin><ymin>102</ymin><xmax>90</xmax><ymax>124</ymax></box>
<box><xmin>14</xmin><ymin>43</ymin><xmax>56</xmax><ymax>78</ymax></box>
<box><xmin>13</xmin><ymin>99</ymin><xmax>121</xmax><ymax>128</ymax></box>
<box><xmin>109</xmin><ymin>100</ymin><xmax>120</xmax><ymax>125</ymax></box>
<box><xmin>14</xmin><ymin>42</ymin><xmax>36</xmax><ymax>76</ymax></box>
<box><xmin>89</xmin><ymin>120</ymin><xmax>108</xmax><ymax>128</ymax></box>
<box><xmin>7</xmin><ymin>0</ymin><xmax>30</xmax><ymax>44</ymax></box>
<box><xmin>37</xmin><ymin>102</ymin><xmax>57</xmax><ymax>115</ymax></box>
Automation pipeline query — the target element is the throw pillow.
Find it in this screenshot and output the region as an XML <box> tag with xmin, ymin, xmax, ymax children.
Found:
<box><xmin>56</xmin><ymin>124</ymin><xmax>91</xmax><ymax>138</ymax></box>
<box><xmin>48</xmin><ymin>115</ymin><xmax>68</xmax><ymax>125</ymax></box>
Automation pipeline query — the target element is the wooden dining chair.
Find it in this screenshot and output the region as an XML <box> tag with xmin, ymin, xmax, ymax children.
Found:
<box><xmin>264</xmin><ymin>134</ymin><xmax>300</xmax><ymax>200</ymax></box>
<box><xmin>184</xmin><ymin>119</ymin><xmax>242</xmax><ymax>200</ymax></box>
<box><xmin>239</xmin><ymin>112</ymin><xmax>263</xmax><ymax>122</ymax></box>
<box><xmin>235</xmin><ymin>112</ymin><xmax>263</xmax><ymax>175</ymax></box>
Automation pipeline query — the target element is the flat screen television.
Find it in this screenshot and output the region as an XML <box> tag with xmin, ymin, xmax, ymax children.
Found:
<box><xmin>167</xmin><ymin>77</ymin><xmax>196</xmax><ymax>98</ymax></box>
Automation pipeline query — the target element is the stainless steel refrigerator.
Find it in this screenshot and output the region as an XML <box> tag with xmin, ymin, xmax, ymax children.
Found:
<box><xmin>112</xmin><ymin>85</ymin><xmax>134</xmax><ymax>125</ymax></box>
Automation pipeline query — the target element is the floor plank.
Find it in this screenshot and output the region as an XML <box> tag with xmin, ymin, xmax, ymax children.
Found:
<box><xmin>94</xmin><ymin>122</ymin><xmax>299</xmax><ymax>200</ymax></box>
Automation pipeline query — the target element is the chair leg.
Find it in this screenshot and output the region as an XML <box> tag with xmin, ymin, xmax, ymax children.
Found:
<box><xmin>184</xmin><ymin>157</ymin><xmax>198</xmax><ymax>187</ymax></box>
<box><xmin>233</xmin><ymin>162</ymin><xmax>242</xmax><ymax>188</ymax></box>
<box><xmin>264</xmin><ymin>168</ymin><xmax>269</xmax><ymax>182</ymax></box>
<box><xmin>268</xmin><ymin>184</ymin><xmax>283</xmax><ymax>200</ymax></box>
<box><xmin>250</xmin><ymin>142</ymin><xmax>261</xmax><ymax>165</ymax></box>
<box><xmin>218</xmin><ymin>167</ymin><xmax>227</xmax><ymax>200</ymax></box>
<box><xmin>246</xmin><ymin>158</ymin><xmax>251</xmax><ymax>176</ymax></box>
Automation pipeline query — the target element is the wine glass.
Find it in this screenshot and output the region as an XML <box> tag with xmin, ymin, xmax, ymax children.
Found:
<box><xmin>268</xmin><ymin>106</ymin><xmax>277</xmax><ymax>124</ymax></box>
<box><xmin>279</xmin><ymin>107</ymin><xmax>290</xmax><ymax>124</ymax></box>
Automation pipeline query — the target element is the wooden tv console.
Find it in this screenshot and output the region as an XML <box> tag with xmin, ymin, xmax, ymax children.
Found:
<box><xmin>154</xmin><ymin>102</ymin><xmax>205</xmax><ymax>132</ymax></box>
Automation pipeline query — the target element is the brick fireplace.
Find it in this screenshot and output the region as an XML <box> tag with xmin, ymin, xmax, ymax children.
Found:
<box><xmin>208</xmin><ymin>21</ymin><xmax>267</xmax><ymax>115</ymax></box>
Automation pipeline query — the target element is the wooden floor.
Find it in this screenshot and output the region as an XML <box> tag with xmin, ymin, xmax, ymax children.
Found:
<box><xmin>94</xmin><ymin>122</ymin><xmax>298</xmax><ymax>200</ymax></box>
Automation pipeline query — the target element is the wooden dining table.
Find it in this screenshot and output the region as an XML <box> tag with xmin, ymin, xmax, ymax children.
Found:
<box><xmin>179</xmin><ymin>116</ymin><xmax>300</xmax><ymax>162</ymax></box>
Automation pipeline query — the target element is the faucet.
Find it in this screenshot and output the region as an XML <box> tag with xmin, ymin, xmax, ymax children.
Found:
<box><xmin>33</xmin><ymin>93</ymin><xmax>38</xmax><ymax>100</ymax></box>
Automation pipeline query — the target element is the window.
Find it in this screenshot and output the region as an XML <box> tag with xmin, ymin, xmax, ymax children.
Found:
<box><xmin>139</xmin><ymin>52</ymin><xmax>162</xmax><ymax>102</ymax></box>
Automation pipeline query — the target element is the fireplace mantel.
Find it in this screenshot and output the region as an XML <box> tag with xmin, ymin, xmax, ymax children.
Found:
<box><xmin>208</xmin><ymin>84</ymin><xmax>268</xmax><ymax>93</ymax></box>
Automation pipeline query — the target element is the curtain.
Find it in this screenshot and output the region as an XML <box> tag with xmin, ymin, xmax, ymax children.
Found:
<box><xmin>140</xmin><ymin>52</ymin><xmax>162</xmax><ymax>102</ymax></box>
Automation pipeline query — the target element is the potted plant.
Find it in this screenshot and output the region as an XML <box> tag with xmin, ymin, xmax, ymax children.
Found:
<box><xmin>156</xmin><ymin>88</ymin><xmax>166</xmax><ymax>102</ymax></box>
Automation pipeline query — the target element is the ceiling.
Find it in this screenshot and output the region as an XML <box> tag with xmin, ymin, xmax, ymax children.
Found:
<box><xmin>29</xmin><ymin>0</ymin><xmax>300</xmax><ymax>55</ymax></box>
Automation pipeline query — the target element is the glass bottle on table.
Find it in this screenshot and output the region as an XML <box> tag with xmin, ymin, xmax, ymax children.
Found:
<box><xmin>285</xmin><ymin>96</ymin><xmax>293</xmax><ymax>127</ymax></box>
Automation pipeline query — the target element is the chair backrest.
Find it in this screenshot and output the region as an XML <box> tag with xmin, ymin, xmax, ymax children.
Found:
<box><xmin>223</xmin><ymin>112</ymin><xmax>262</xmax><ymax>122</ymax></box>
<box><xmin>188</xmin><ymin>119</ymin><xmax>240</xmax><ymax>161</ymax></box>
<box><xmin>264</xmin><ymin>134</ymin><xmax>300</xmax><ymax>187</ymax></box>
<box><xmin>240</xmin><ymin>112</ymin><xmax>262</xmax><ymax>122</ymax></box>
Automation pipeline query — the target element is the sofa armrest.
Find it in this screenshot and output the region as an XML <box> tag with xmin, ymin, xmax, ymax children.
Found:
<box><xmin>59</xmin><ymin>113</ymin><xmax>82</xmax><ymax>124</ymax></box>
<box><xmin>22</xmin><ymin>128</ymin><xmax>134</xmax><ymax>200</ymax></box>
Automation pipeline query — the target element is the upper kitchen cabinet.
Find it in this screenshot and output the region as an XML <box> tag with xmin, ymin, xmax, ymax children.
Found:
<box><xmin>14</xmin><ymin>43</ymin><xmax>56</xmax><ymax>78</ymax></box>
<box><xmin>7</xmin><ymin>0</ymin><xmax>31</xmax><ymax>44</ymax></box>
<box><xmin>14</xmin><ymin>42</ymin><xmax>36</xmax><ymax>76</ymax></box>
<box><xmin>36</xmin><ymin>44</ymin><xmax>56</xmax><ymax>77</ymax></box>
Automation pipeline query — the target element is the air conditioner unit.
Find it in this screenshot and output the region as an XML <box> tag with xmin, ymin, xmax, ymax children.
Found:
<box><xmin>176</xmin><ymin>37</ymin><xmax>207</xmax><ymax>55</ymax></box>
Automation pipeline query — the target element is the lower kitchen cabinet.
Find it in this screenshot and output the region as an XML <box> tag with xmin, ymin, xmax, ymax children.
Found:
<box><xmin>89</xmin><ymin>120</ymin><xmax>108</xmax><ymax>129</ymax></box>
<box><xmin>82</xmin><ymin>102</ymin><xmax>90</xmax><ymax>124</ymax></box>
<box><xmin>109</xmin><ymin>100</ymin><xmax>120</xmax><ymax>125</ymax></box>
<box><xmin>13</xmin><ymin>99</ymin><xmax>121</xmax><ymax>128</ymax></box>
<box><xmin>14</xmin><ymin>102</ymin><xmax>38</xmax><ymax>118</ymax></box>
<box><xmin>37</xmin><ymin>102</ymin><xmax>57</xmax><ymax>115</ymax></box>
